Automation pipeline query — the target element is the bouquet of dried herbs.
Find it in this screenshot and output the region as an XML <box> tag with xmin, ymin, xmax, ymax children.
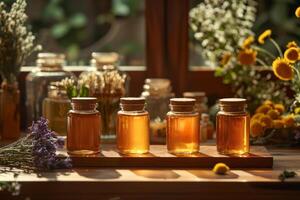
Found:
<box><xmin>0</xmin><ymin>117</ymin><xmax>71</xmax><ymax>171</ymax></box>
<box><xmin>0</xmin><ymin>0</ymin><xmax>41</xmax><ymax>83</ymax></box>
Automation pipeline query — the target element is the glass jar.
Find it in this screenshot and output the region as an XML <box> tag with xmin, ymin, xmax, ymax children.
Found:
<box><xmin>79</xmin><ymin>52</ymin><xmax>129</xmax><ymax>141</ymax></box>
<box><xmin>166</xmin><ymin>98</ymin><xmax>199</xmax><ymax>154</ymax></box>
<box><xmin>216</xmin><ymin>98</ymin><xmax>250</xmax><ymax>155</ymax></box>
<box><xmin>25</xmin><ymin>53</ymin><xmax>74</xmax><ymax>125</ymax></box>
<box><xmin>42</xmin><ymin>82</ymin><xmax>71</xmax><ymax>136</ymax></box>
<box><xmin>117</xmin><ymin>97</ymin><xmax>149</xmax><ymax>154</ymax></box>
<box><xmin>67</xmin><ymin>97</ymin><xmax>101</xmax><ymax>155</ymax></box>
<box><xmin>183</xmin><ymin>91</ymin><xmax>208</xmax><ymax>116</ymax></box>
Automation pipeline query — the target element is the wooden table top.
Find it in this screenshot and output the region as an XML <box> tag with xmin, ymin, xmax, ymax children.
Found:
<box><xmin>1</xmin><ymin>144</ymin><xmax>300</xmax><ymax>199</ymax></box>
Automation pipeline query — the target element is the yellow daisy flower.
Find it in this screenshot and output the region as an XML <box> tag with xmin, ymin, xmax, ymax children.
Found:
<box><xmin>272</xmin><ymin>58</ymin><xmax>294</xmax><ymax>81</ymax></box>
<box><xmin>213</xmin><ymin>163</ymin><xmax>230</xmax><ymax>175</ymax></box>
<box><xmin>220</xmin><ymin>52</ymin><xmax>231</xmax><ymax>66</ymax></box>
<box><xmin>250</xmin><ymin>120</ymin><xmax>265</xmax><ymax>137</ymax></box>
<box><xmin>286</xmin><ymin>41</ymin><xmax>298</xmax><ymax>49</ymax></box>
<box><xmin>256</xmin><ymin>104</ymin><xmax>272</xmax><ymax>114</ymax></box>
<box><xmin>263</xmin><ymin>100</ymin><xmax>274</xmax><ymax>108</ymax></box>
<box><xmin>251</xmin><ymin>113</ymin><xmax>264</xmax><ymax>121</ymax></box>
<box><xmin>267</xmin><ymin>109</ymin><xmax>280</xmax><ymax>120</ymax></box>
<box><xmin>242</xmin><ymin>36</ymin><xmax>255</xmax><ymax>49</ymax></box>
<box><xmin>260</xmin><ymin>115</ymin><xmax>273</xmax><ymax>128</ymax></box>
<box><xmin>284</xmin><ymin>47</ymin><xmax>300</xmax><ymax>63</ymax></box>
<box><xmin>274</xmin><ymin>103</ymin><xmax>285</xmax><ymax>114</ymax></box>
<box><xmin>238</xmin><ymin>48</ymin><xmax>257</xmax><ymax>65</ymax></box>
<box><xmin>282</xmin><ymin>115</ymin><xmax>295</xmax><ymax>128</ymax></box>
<box><xmin>258</xmin><ymin>29</ymin><xmax>272</xmax><ymax>44</ymax></box>
<box><xmin>296</xmin><ymin>6</ymin><xmax>300</xmax><ymax>18</ymax></box>
<box><xmin>273</xmin><ymin>119</ymin><xmax>284</xmax><ymax>129</ymax></box>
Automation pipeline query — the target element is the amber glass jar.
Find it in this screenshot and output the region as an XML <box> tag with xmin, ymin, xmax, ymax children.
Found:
<box><xmin>67</xmin><ymin>97</ymin><xmax>101</xmax><ymax>155</ymax></box>
<box><xmin>117</xmin><ymin>97</ymin><xmax>149</xmax><ymax>154</ymax></box>
<box><xmin>216</xmin><ymin>98</ymin><xmax>250</xmax><ymax>155</ymax></box>
<box><xmin>42</xmin><ymin>82</ymin><xmax>71</xmax><ymax>136</ymax></box>
<box><xmin>166</xmin><ymin>98</ymin><xmax>199</xmax><ymax>154</ymax></box>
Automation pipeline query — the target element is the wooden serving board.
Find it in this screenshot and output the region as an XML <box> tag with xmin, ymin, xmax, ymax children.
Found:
<box><xmin>60</xmin><ymin>145</ymin><xmax>273</xmax><ymax>168</ymax></box>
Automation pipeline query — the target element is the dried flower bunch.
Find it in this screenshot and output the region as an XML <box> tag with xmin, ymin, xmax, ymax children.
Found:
<box><xmin>190</xmin><ymin>0</ymin><xmax>256</xmax><ymax>65</ymax></box>
<box><xmin>0</xmin><ymin>117</ymin><xmax>71</xmax><ymax>171</ymax></box>
<box><xmin>0</xmin><ymin>0</ymin><xmax>41</xmax><ymax>83</ymax></box>
<box><xmin>190</xmin><ymin>0</ymin><xmax>290</xmax><ymax>113</ymax></box>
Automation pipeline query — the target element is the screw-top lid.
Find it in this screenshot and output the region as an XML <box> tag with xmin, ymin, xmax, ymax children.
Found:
<box><xmin>120</xmin><ymin>97</ymin><xmax>146</xmax><ymax>111</ymax></box>
<box><xmin>183</xmin><ymin>91</ymin><xmax>207</xmax><ymax>102</ymax></box>
<box><xmin>37</xmin><ymin>53</ymin><xmax>65</xmax><ymax>71</ymax></box>
<box><xmin>169</xmin><ymin>98</ymin><xmax>196</xmax><ymax>112</ymax></box>
<box><xmin>91</xmin><ymin>52</ymin><xmax>119</xmax><ymax>69</ymax></box>
<box><xmin>218</xmin><ymin>98</ymin><xmax>247</xmax><ymax>112</ymax></box>
<box><xmin>71</xmin><ymin>97</ymin><xmax>98</xmax><ymax>111</ymax></box>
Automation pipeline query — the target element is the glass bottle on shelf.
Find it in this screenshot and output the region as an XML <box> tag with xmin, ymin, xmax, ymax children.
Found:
<box><xmin>141</xmin><ymin>78</ymin><xmax>174</xmax><ymax>143</ymax></box>
<box><xmin>67</xmin><ymin>97</ymin><xmax>101</xmax><ymax>155</ymax></box>
<box><xmin>183</xmin><ymin>91</ymin><xmax>208</xmax><ymax>116</ymax></box>
<box><xmin>200</xmin><ymin>113</ymin><xmax>209</xmax><ymax>143</ymax></box>
<box><xmin>117</xmin><ymin>97</ymin><xmax>149</xmax><ymax>154</ymax></box>
<box><xmin>25</xmin><ymin>53</ymin><xmax>74</xmax><ymax>125</ymax></box>
<box><xmin>42</xmin><ymin>82</ymin><xmax>71</xmax><ymax>136</ymax></box>
<box><xmin>166</xmin><ymin>98</ymin><xmax>199</xmax><ymax>154</ymax></box>
<box><xmin>79</xmin><ymin>52</ymin><xmax>129</xmax><ymax>141</ymax></box>
<box><xmin>216</xmin><ymin>98</ymin><xmax>250</xmax><ymax>155</ymax></box>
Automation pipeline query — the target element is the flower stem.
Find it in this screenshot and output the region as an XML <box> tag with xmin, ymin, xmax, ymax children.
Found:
<box><xmin>253</xmin><ymin>45</ymin><xmax>276</xmax><ymax>60</ymax></box>
<box><xmin>270</xmin><ymin>38</ymin><xmax>283</xmax><ymax>58</ymax></box>
<box><xmin>256</xmin><ymin>57</ymin><xmax>269</xmax><ymax>67</ymax></box>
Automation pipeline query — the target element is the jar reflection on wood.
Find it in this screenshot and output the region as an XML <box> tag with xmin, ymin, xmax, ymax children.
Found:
<box><xmin>166</xmin><ymin>98</ymin><xmax>199</xmax><ymax>154</ymax></box>
<box><xmin>183</xmin><ymin>92</ymin><xmax>208</xmax><ymax>116</ymax></box>
<box><xmin>42</xmin><ymin>82</ymin><xmax>71</xmax><ymax>136</ymax></box>
<box><xmin>79</xmin><ymin>52</ymin><xmax>128</xmax><ymax>141</ymax></box>
<box><xmin>25</xmin><ymin>53</ymin><xmax>74</xmax><ymax>125</ymax></box>
<box><xmin>67</xmin><ymin>97</ymin><xmax>101</xmax><ymax>155</ymax></box>
<box><xmin>117</xmin><ymin>97</ymin><xmax>149</xmax><ymax>154</ymax></box>
<box><xmin>216</xmin><ymin>98</ymin><xmax>250</xmax><ymax>155</ymax></box>
<box><xmin>0</xmin><ymin>81</ymin><xmax>20</xmax><ymax>140</ymax></box>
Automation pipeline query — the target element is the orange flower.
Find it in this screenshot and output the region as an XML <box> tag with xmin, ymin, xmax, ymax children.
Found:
<box><xmin>250</xmin><ymin>120</ymin><xmax>265</xmax><ymax>137</ymax></box>
<box><xmin>286</xmin><ymin>41</ymin><xmax>298</xmax><ymax>49</ymax></box>
<box><xmin>267</xmin><ymin>109</ymin><xmax>280</xmax><ymax>119</ymax></box>
<box><xmin>258</xmin><ymin>29</ymin><xmax>272</xmax><ymax>44</ymax></box>
<box><xmin>274</xmin><ymin>104</ymin><xmax>285</xmax><ymax>114</ymax></box>
<box><xmin>260</xmin><ymin>115</ymin><xmax>273</xmax><ymax>128</ymax></box>
<box><xmin>238</xmin><ymin>48</ymin><xmax>257</xmax><ymax>65</ymax></box>
<box><xmin>256</xmin><ymin>104</ymin><xmax>272</xmax><ymax>114</ymax></box>
<box><xmin>242</xmin><ymin>36</ymin><xmax>255</xmax><ymax>49</ymax></box>
<box><xmin>296</xmin><ymin>6</ymin><xmax>300</xmax><ymax>18</ymax></box>
<box><xmin>272</xmin><ymin>58</ymin><xmax>294</xmax><ymax>81</ymax></box>
<box><xmin>282</xmin><ymin>115</ymin><xmax>295</xmax><ymax>128</ymax></box>
<box><xmin>284</xmin><ymin>47</ymin><xmax>300</xmax><ymax>63</ymax></box>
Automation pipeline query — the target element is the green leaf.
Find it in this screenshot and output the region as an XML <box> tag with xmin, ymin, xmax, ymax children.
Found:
<box><xmin>79</xmin><ymin>86</ymin><xmax>89</xmax><ymax>97</ymax></box>
<box><xmin>69</xmin><ymin>13</ymin><xmax>87</xmax><ymax>28</ymax></box>
<box><xmin>51</xmin><ymin>23</ymin><xmax>70</xmax><ymax>38</ymax></box>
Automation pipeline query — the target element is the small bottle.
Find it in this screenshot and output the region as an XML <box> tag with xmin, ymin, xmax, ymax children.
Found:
<box><xmin>117</xmin><ymin>97</ymin><xmax>149</xmax><ymax>154</ymax></box>
<box><xmin>67</xmin><ymin>97</ymin><xmax>101</xmax><ymax>155</ymax></box>
<box><xmin>42</xmin><ymin>82</ymin><xmax>71</xmax><ymax>136</ymax></box>
<box><xmin>166</xmin><ymin>98</ymin><xmax>199</xmax><ymax>154</ymax></box>
<box><xmin>216</xmin><ymin>98</ymin><xmax>250</xmax><ymax>155</ymax></box>
<box><xmin>200</xmin><ymin>113</ymin><xmax>209</xmax><ymax>142</ymax></box>
<box><xmin>183</xmin><ymin>92</ymin><xmax>208</xmax><ymax>117</ymax></box>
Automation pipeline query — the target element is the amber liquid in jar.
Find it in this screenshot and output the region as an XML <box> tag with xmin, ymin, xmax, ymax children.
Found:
<box><xmin>216</xmin><ymin>98</ymin><xmax>250</xmax><ymax>155</ymax></box>
<box><xmin>67</xmin><ymin>97</ymin><xmax>101</xmax><ymax>155</ymax></box>
<box><xmin>117</xmin><ymin>97</ymin><xmax>149</xmax><ymax>154</ymax></box>
<box><xmin>166</xmin><ymin>98</ymin><xmax>199</xmax><ymax>154</ymax></box>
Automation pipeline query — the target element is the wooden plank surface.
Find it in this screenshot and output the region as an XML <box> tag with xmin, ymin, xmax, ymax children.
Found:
<box><xmin>60</xmin><ymin>145</ymin><xmax>273</xmax><ymax>168</ymax></box>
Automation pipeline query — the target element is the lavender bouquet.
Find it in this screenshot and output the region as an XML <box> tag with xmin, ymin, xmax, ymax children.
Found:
<box><xmin>0</xmin><ymin>117</ymin><xmax>71</xmax><ymax>171</ymax></box>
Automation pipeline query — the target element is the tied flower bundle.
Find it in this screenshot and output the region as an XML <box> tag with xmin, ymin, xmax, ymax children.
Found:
<box><xmin>0</xmin><ymin>117</ymin><xmax>71</xmax><ymax>171</ymax></box>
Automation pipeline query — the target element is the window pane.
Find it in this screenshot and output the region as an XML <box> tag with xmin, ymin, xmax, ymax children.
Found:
<box><xmin>25</xmin><ymin>0</ymin><xmax>145</xmax><ymax>66</ymax></box>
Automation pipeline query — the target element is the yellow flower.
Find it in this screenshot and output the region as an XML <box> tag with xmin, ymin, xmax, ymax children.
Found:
<box><xmin>258</xmin><ymin>29</ymin><xmax>272</xmax><ymax>44</ymax></box>
<box><xmin>286</xmin><ymin>41</ymin><xmax>298</xmax><ymax>49</ymax></box>
<box><xmin>263</xmin><ymin>100</ymin><xmax>274</xmax><ymax>108</ymax></box>
<box><xmin>284</xmin><ymin>47</ymin><xmax>300</xmax><ymax>63</ymax></box>
<box><xmin>295</xmin><ymin>107</ymin><xmax>300</xmax><ymax>114</ymax></box>
<box><xmin>282</xmin><ymin>115</ymin><xmax>295</xmax><ymax>128</ymax></box>
<box><xmin>250</xmin><ymin>120</ymin><xmax>265</xmax><ymax>137</ymax></box>
<box><xmin>238</xmin><ymin>48</ymin><xmax>257</xmax><ymax>65</ymax></box>
<box><xmin>256</xmin><ymin>104</ymin><xmax>272</xmax><ymax>114</ymax></box>
<box><xmin>220</xmin><ymin>52</ymin><xmax>231</xmax><ymax>66</ymax></box>
<box><xmin>260</xmin><ymin>115</ymin><xmax>273</xmax><ymax>128</ymax></box>
<box><xmin>272</xmin><ymin>58</ymin><xmax>294</xmax><ymax>81</ymax></box>
<box><xmin>274</xmin><ymin>103</ymin><xmax>285</xmax><ymax>114</ymax></box>
<box><xmin>267</xmin><ymin>109</ymin><xmax>280</xmax><ymax>119</ymax></box>
<box><xmin>296</xmin><ymin>6</ymin><xmax>300</xmax><ymax>18</ymax></box>
<box><xmin>273</xmin><ymin>119</ymin><xmax>284</xmax><ymax>129</ymax></box>
<box><xmin>242</xmin><ymin>36</ymin><xmax>255</xmax><ymax>49</ymax></box>
<box><xmin>213</xmin><ymin>163</ymin><xmax>230</xmax><ymax>175</ymax></box>
<box><xmin>251</xmin><ymin>113</ymin><xmax>264</xmax><ymax>121</ymax></box>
